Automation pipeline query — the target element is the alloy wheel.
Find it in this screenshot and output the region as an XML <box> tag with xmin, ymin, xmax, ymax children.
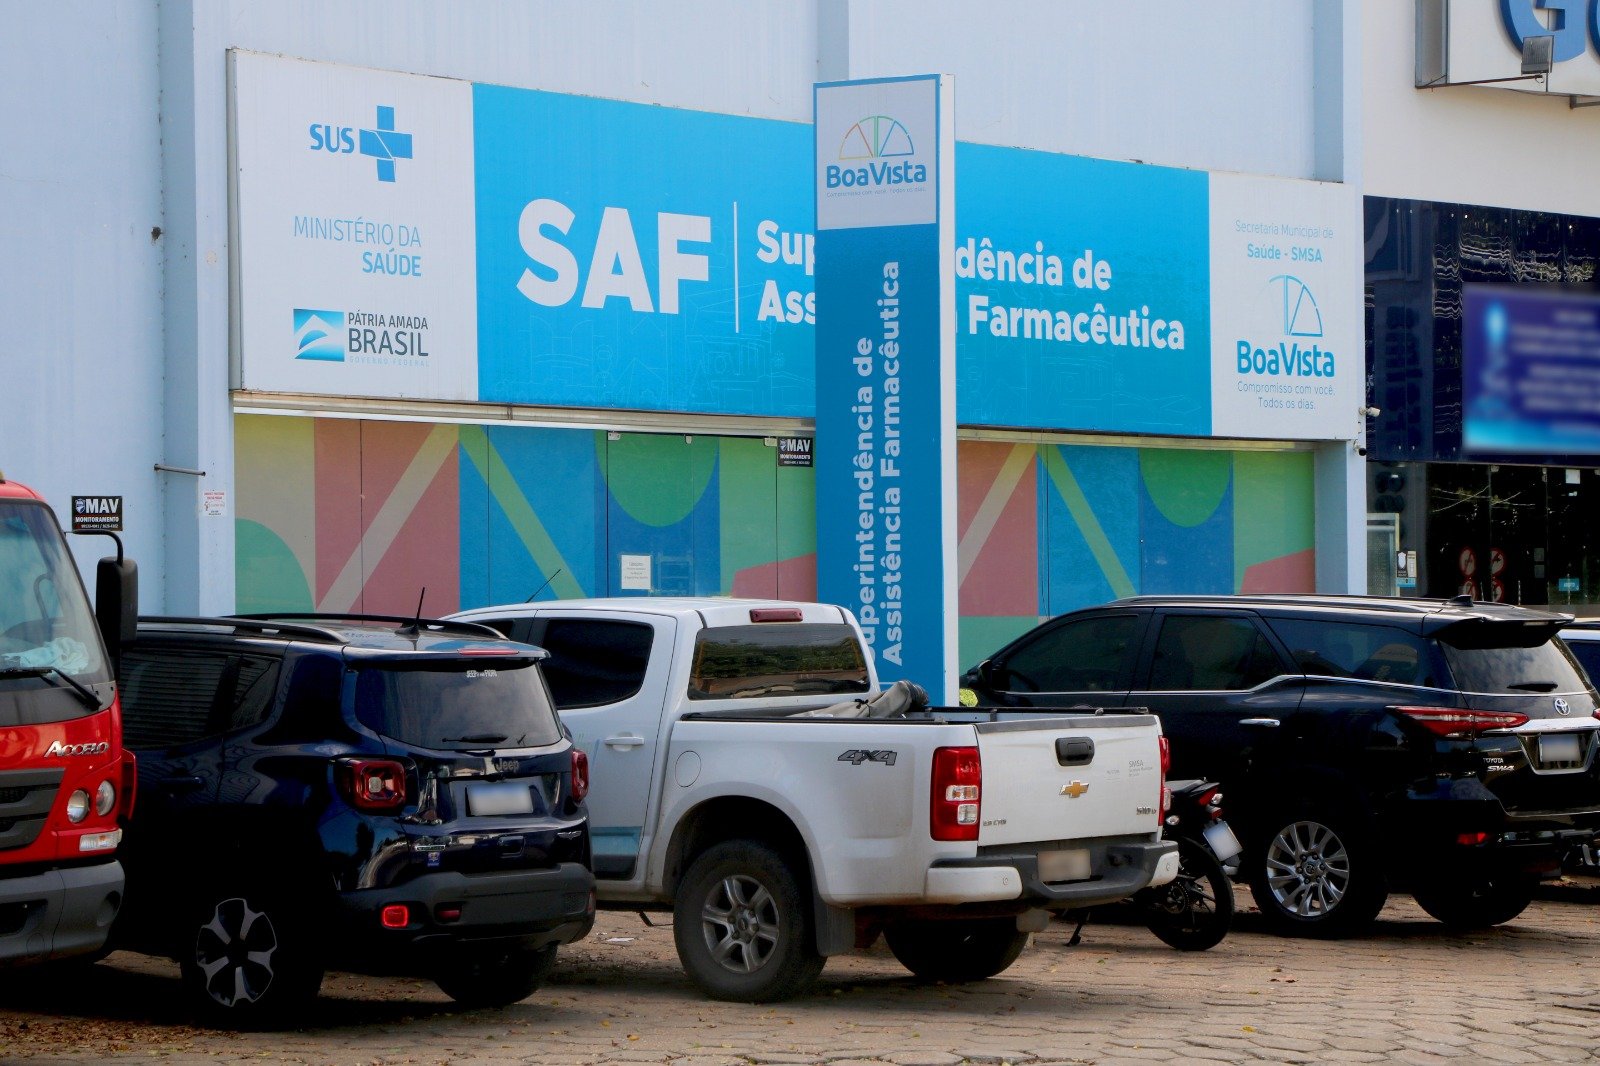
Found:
<box><xmin>700</xmin><ymin>873</ymin><xmax>780</xmax><ymax>974</ymax></box>
<box><xmin>1264</xmin><ymin>820</ymin><xmax>1351</xmax><ymax>918</ymax></box>
<box><xmin>193</xmin><ymin>897</ymin><xmax>279</xmax><ymax>1008</ymax></box>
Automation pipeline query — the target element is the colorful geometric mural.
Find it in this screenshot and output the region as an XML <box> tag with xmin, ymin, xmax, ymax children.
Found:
<box><xmin>237</xmin><ymin>416</ymin><xmax>1315</xmax><ymax>668</ymax></box>
<box><xmin>235</xmin><ymin>415</ymin><xmax>818</xmax><ymax>617</ymax></box>
<box><xmin>956</xmin><ymin>441</ymin><xmax>1317</xmax><ymax>668</ymax></box>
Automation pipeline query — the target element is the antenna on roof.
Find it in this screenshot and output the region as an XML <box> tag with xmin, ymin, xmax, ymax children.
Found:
<box><xmin>398</xmin><ymin>587</ymin><xmax>427</xmax><ymax>636</ymax></box>
<box><xmin>1450</xmin><ymin>593</ymin><xmax>1474</xmax><ymax>607</ymax></box>
<box><xmin>526</xmin><ymin>568</ymin><xmax>562</xmax><ymax>602</ymax></box>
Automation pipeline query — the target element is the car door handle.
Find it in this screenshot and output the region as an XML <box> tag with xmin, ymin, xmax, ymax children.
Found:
<box><xmin>1239</xmin><ymin>718</ymin><xmax>1280</xmax><ymax>729</ymax></box>
<box><xmin>603</xmin><ymin>734</ymin><xmax>646</xmax><ymax>749</ymax></box>
<box><xmin>157</xmin><ymin>775</ymin><xmax>205</xmax><ymax>794</ymax></box>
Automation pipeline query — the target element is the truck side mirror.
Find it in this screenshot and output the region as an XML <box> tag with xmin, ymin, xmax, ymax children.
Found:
<box><xmin>972</xmin><ymin>659</ymin><xmax>1004</xmax><ymax>689</ymax></box>
<box><xmin>95</xmin><ymin>555</ymin><xmax>138</xmax><ymax>670</ymax></box>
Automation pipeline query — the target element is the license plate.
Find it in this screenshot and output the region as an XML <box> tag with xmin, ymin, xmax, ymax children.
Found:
<box><xmin>466</xmin><ymin>780</ymin><xmax>535</xmax><ymax>816</ymax></box>
<box><xmin>1037</xmin><ymin>848</ymin><xmax>1091</xmax><ymax>883</ymax></box>
<box><xmin>1539</xmin><ymin>733</ymin><xmax>1583</xmax><ymax>766</ymax></box>
<box><xmin>1203</xmin><ymin>820</ymin><xmax>1244</xmax><ymax>863</ymax></box>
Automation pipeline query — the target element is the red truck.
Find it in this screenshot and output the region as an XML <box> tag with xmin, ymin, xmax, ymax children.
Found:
<box><xmin>0</xmin><ymin>475</ymin><xmax>135</xmax><ymax>965</ymax></box>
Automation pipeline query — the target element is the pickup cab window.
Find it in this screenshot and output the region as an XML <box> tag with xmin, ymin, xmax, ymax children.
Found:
<box><xmin>524</xmin><ymin>618</ymin><xmax>654</xmax><ymax>709</ymax></box>
<box><xmin>688</xmin><ymin>623</ymin><xmax>870</xmax><ymax>700</ymax></box>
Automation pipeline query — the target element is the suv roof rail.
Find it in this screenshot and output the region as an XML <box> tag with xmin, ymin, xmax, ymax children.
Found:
<box><xmin>139</xmin><ymin>615</ymin><xmax>349</xmax><ymax>645</ymax></box>
<box><xmin>231</xmin><ymin>612</ymin><xmax>507</xmax><ymax>641</ymax></box>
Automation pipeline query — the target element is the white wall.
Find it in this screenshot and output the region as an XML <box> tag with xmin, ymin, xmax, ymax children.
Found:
<box><xmin>0</xmin><ymin>2</ymin><xmax>167</xmax><ymax>603</ymax></box>
<box><xmin>835</xmin><ymin>0</ymin><xmax>1327</xmax><ymax>179</ymax></box>
<box><xmin>1365</xmin><ymin>0</ymin><xmax>1600</xmax><ymax>214</ymax></box>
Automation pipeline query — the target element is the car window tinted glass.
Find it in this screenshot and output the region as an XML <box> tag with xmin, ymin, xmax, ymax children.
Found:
<box><xmin>1147</xmin><ymin>616</ymin><xmax>1282</xmax><ymax>691</ymax></box>
<box><xmin>227</xmin><ymin>656</ymin><xmax>280</xmax><ymax>732</ymax></box>
<box><xmin>1563</xmin><ymin>639</ymin><xmax>1600</xmax><ymax>685</ymax></box>
<box><xmin>1002</xmin><ymin>614</ymin><xmax>1139</xmax><ymax>693</ymax></box>
<box><xmin>1265</xmin><ymin>618</ymin><xmax>1448</xmax><ymax>687</ymax></box>
<box><xmin>352</xmin><ymin>660</ymin><xmax>562</xmax><ymax>749</ymax></box>
<box><xmin>527</xmin><ymin>619</ymin><xmax>653</xmax><ymax>709</ymax></box>
<box><xmin>688</xmin><ymin>623</ymin><xmax>869</xmax><ymax>700</ymax></box>
<box><xmin>1442</xmin><ymin>639</ymin><xmax>1591</xmax><ymax>695</ymax></box>
<box><xmin>120</xmin><ymin>648</ymin><xmax>231</xmax><ymax>748</ymax></box>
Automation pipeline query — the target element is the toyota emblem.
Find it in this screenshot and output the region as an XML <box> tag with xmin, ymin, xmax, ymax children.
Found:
<box><xmin>1554</xmin><ymin>697</ymin><xmax>1571</xmax><ymax>716</ymax></box>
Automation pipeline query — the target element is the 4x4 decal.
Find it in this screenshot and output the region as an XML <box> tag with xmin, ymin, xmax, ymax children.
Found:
<box><xmin>838</xmin><ymin>749</ymin><xmax>897</xmax><ymax>766</ymax></box>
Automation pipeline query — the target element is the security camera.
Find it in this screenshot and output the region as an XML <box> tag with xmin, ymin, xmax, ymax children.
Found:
<box><xmin>1356</xmin><ymin>445</ymin><xmax>1368</xmax><ymax>456</ymax></box>
<box><xmin>1362</xmin><ymin>406</ymin><xmax>1381</xmax><ymax>418</ymax></box>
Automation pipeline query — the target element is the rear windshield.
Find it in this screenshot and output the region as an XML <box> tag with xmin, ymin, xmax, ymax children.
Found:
<box><xmin>351</xmin><ymin>660</ymin><xmax>563</xmax><ymax>750</ymax></box>
<box><xmin>688</xmin><ymin>623</ymin><xmax>870</xmax><ymax>701</ymax></box>
<box><xmin>1441</xmin><ymin>640</ymin><xmax>1592</xmax><ymax>696</ymax></box>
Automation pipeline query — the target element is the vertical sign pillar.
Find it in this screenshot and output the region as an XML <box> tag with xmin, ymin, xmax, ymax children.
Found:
<box><xmin>814</xmin><ymin>75</ymin><xmax>957</xmax><ymax>702</ymax></box>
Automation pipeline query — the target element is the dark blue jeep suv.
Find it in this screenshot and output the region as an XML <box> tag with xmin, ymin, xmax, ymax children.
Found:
<box><xmin>110</xmin><ymin>615</ymin><xmax>594</xmax><ymax>1025</ymax></box>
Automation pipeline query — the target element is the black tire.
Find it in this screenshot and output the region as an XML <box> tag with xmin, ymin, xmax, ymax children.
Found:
<box><xmin>1247</xmin><ymin>809</ymin><xmax>1387</xmax><ymax>938</ymax></box>
<box><xmin>1411</xmin><ymin>872</ymin><xmax>1537</xmax><ymax>929</ymax></box>
<box><xmin>672</xmin><ymin>839</ymin><xmax>824</xmax><ymax>1002</ymax></box>
<box><xmin>434</xmin><ymin>944</ymin><xmax>558</xmax><ymax>1007</ymax></box>
<box><xmin>884</xmin><ymin>918</ymin><xmax>1030</xmax><ymax>982</ymax></box>
<box><xmin>1140</xmin><ymin>839</ymin><xmax>1234</xmax><ymax>951</ymax></box>
<box><xmin>178</xmin><ymin>886</ymin><xmax>324</xmax><ymax>1028</ymax></box>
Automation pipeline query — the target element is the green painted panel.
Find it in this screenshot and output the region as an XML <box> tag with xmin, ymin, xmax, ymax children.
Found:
<box><xmin>598</xmin><ymin>433</ymin><xmax>719</xmax><ymax>527</ymax></box>
<box><xmin>1140</xmin><ymin>449</ymin><xmax>1232</xmax><ymax>528</ymax></box>
<box><xmin>235</xmin><ymin>519</ymin><xmax>313</xmax><ymax>613</ymax></box>
<box><xmin>718</xmin><ymin>438</ymin><xmax>778</xmax><ymax>594</ymax></box>
<box><xmin>777</xmin><ymin>456</ymin><xmax>816</xmax><ymax>560</ymax></box>
<box><xmin>1233</xmin><ymin>450</ymin><xmax>1316</xmax><ymax>586</ymax></box>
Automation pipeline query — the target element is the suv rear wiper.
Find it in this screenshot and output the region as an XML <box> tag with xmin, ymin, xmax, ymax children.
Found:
<box><xmin>1507</xmin><ymin>681</ymin><xmax>1559</xmax><ymax>692</ymax></box>
<box><xmin>443</xmin><ymin>732</ymin><xmax>508</xmax><ymax>744</ymax></box>
<box><xmin>0</xmin><ymin>665</ymin><xmax>102</xmax><ymax>709</ymax></box>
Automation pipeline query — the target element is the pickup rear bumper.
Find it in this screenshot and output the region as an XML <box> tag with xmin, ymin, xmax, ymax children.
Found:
<box><xmin>925</xmin><ymin>839</ymin><xmax>1178</xmax><ymax>910</ymax></box>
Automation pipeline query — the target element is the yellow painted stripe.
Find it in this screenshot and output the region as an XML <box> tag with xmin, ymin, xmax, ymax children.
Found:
<box><xmin>459</xmin><ymin>426</ymin><xmax>586</xmax><ymax>600</ymax></box>
<box><xmin>1042</xmin><ymin>447</ymin><xmax>1136</xmax><ymax>599</ymax></box>
<box><xmin>957</xmin><ymin>443</ymin><xmax>1036</xmax><ymax>586</ymax></box>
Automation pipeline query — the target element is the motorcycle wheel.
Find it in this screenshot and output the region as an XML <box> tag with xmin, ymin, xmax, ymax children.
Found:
<box><xmin>1140</xmin><ymin>839</ymin><xmax>1234</xmax><ymax>951</ymax></box>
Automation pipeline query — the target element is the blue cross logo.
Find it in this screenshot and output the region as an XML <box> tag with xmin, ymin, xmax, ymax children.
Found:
<box><xmin>358</xmin><ymin>106</ymin><xmax>413</xmax><ymax>182</ymax></box>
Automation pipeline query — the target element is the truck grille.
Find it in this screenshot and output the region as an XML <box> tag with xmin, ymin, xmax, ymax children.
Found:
<box><xmin>0</xmin><ymin>768</ymin><xmax>65</xmax><ymax>851</ymax></box>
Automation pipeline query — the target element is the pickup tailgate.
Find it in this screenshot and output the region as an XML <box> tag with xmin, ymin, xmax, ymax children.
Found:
<box><xmin>971</xmin><ymin>714</ymin><xmax>1164</xmax><ymax>847</ymax></box>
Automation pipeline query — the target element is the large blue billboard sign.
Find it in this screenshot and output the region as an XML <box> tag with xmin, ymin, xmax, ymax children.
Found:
<box><xmin>954</xmin><ymin>145</ymin><xmax>1211</xmax><ymax>434</ymax></box>
<box><xmin>473</xmin><ymin>85</ymin><xmax>816</xmax><ymax>417</ymax></box>
<box><xmin>814</xmin><ymin>76</ymin><xmax>958</xmax><ymax>702</ymax></box>
<box><xmin>1464</xmin><ymin>285</ymin><xmax>1600</xmax><ymax>454</ymax></box>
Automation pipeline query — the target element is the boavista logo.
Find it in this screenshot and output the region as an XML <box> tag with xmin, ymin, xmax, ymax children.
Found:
<box><xmin>1237</xmin><ymin>274</ymin><xmax>1336</xmax><ymax>379</ymax></box>
<box><xmin>825</xmin><ymin>115</ymin><xmax>927</xmax><ymax>190</ymax></box>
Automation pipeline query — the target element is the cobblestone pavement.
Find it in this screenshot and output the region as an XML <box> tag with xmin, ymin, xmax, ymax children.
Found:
<box><xmin>4</xmin><ymin>884</ymin><xmax>1600</xmax><ymax>1065</ymax></box>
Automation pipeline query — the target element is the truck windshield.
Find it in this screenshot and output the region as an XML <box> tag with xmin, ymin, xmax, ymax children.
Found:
<box><xmin>688</xmin><ymin>623</ymin><xmax>871</xmax><ymax>700</ymax></box>
<box><xmin>0</xmin><ymin>499</ymin><xmax>110</xmax><ymax>724</ymax></box>
<box><xmin>351</xmin><ymin>659</ymin><xmax>563</xmax><ymax>750</ymax></box>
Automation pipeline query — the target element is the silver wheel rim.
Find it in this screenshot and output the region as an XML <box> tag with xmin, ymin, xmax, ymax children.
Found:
<box><xmin>1265</xmin><ymin>820</ymin><xmax>1351</xmax><ymax>918</ymax></box>
<box><xmin>700</xmin><ymin>873</ymin><xmax>780</xmax><ymax>974</ymax></box>
<box><xmin>194</xmin><ymin>897</ymin><xmax>278</xmax><ymax>1007</ymax></box>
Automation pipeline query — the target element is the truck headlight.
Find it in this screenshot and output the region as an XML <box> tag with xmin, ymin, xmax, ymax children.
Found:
<box><xmin>66</xmin><ymin>789</ymin><xmax>90</xmax><ymax>823</ymax></box>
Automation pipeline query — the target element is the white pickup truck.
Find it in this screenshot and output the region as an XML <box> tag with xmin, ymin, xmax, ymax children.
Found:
<box><xmin>451</xmin><ymin>598</ymin><xmax>1177</xmax><ymax>1001</ymax></box>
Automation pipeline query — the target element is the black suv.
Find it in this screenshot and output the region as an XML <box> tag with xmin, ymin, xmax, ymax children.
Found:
<box><xmin>110</xmin><ymin>615</ymin><xmax>594</xmax><ymax>1024</ymax></box>
<box><xmin>962</xmin><ymin>595</ymin><xmax>1600</xmax><ymax>936</ymax></box>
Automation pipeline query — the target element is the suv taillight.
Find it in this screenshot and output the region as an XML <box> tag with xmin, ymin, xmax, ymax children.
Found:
<box><xmin>570</xmin><ymin>748</ymin><xmax>589</xmax><ymax>804</ymax></box>
<box><xmin>337</xmin><ymin>758</ymin><xmax>408</xmax><ymax>812</ymax></box>
<box><xmin>1158</xmin><ymin>735</ymin><xmax>1171</xmax><ymax>817</ymax></box>
<box><xmin>1392</xmin><ymin>706</ymin><xmax>1530</xmax><ymax>738</ymax></box>
<box><xmin>931</xmin><ymin>746</ymin><xmax>981</xmax><ymax>841</ymax></box>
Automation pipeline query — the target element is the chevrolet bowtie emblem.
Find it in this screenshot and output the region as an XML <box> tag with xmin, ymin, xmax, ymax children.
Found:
<box><xmin>1060</xmin><ymin>780</ymin><xmax>1090</xmax><ymax>798</ymax></box>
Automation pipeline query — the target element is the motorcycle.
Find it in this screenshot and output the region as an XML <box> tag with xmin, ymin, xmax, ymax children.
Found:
<box><xmin>1135</xmin><ymin>779</ymin><xmax>1241</xmax><ymax>951</ymax></box>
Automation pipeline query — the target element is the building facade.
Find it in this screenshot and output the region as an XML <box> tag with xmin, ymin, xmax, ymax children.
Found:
<box><xmin>1365</xmin><ymin>0</ymin><xmax>1600</xmax><ymax>608</ymax></box>
<box><xmin>4</xmin><ymin>1</ymin><xmax>1366</xmax><ymax>677</ymax></box>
